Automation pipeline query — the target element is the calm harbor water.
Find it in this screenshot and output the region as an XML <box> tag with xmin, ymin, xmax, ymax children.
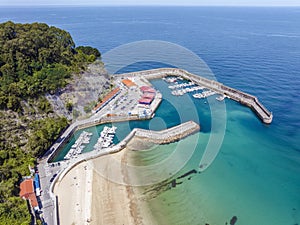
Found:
<box><xmin>2</xmin><ymin>6</ymin><xmax>299</xmax><ymax>224</ymax></box>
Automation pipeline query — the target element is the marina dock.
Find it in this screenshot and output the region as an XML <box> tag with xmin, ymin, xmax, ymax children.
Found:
<box><xmin>117</xmin><ymin>68</ymin><xmax>273</xmax><ymax>124</ymax></box>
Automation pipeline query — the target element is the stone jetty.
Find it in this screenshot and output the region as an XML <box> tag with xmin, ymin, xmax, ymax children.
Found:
<box><xmin>134</xmin><ymin>120</ymin><xmax>200</xmax><ymax>144</ymax></box>
<box><xmin>116</xmin><ymin>68</ymin><xmax>273</xmax><ymax>124</ymax></box>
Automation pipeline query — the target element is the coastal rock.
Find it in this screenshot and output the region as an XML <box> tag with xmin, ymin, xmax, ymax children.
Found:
<box><xmin>230</xmin><ymin>216</ymin><xmax>238</xmax><ymax>225</ymax></box>
<box><xmin>177</xmin><ymin>169</ymin><xmax>197</xmax><ymax>179</ymax></box>
<box><xmin>171</xmin><ymin>179</ymin><xmax>176</xmax><ymax>188</ymax></box>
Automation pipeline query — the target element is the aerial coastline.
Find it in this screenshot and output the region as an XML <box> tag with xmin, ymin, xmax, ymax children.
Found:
<box><xmin>39</xmin><ymin>67</ymin><xmax>273</xmax><ymax>225</ymax></box>
<box><xmin>1</xmin><ymin>6</ymin><xmax>299</xmax><ymax>225</ymax></box>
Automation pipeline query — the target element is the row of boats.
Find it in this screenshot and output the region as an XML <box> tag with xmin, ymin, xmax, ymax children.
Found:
<box><xmin>193</xmin><ymin>90</ymin><xmax>216</xmax><ymax>99</ymax></box>
<box><xmin>162</xmin><ymin>76</ymin><xmax>183</xmax><ymax>83</ymax></box>
<box><xmin>165</xmin><ymin>78</ymin><xmax>228</xmax><ymax>101</ymax></box>
<box><xmin>171</xmin><ymin>86</ymin><xmax>205</xmax><ymax>96</ymax></box>
<box><xmin>64</xmin><ymin>131</ymin><xmax>92</xmax><ymax>160</ymax></box>
<box><xmin>168</xmin><ymin>81</ymin><xmax>195</xmax><ymax>90</ymax></box>
<box><xmin>169</xmin><ymin>83</ymin><xmax>227</xmax><ymax>101</ymax></box>
<box><xmin>94</xmin><ymin>126</ymin><xmax>117</xmax><ymax>150</ymax></box>
<box><xmin>164</xmin><ymin>76</ymin><xmax>227</xmax><ymax>101</ymax></box>
<box><xmin>64</xmin><ymin>126</ymin><xmax>117</xmax><ymax>160</ymax></box>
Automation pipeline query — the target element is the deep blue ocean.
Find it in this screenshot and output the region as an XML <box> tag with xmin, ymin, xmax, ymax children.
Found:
<box><xmin>1</xmin><ymin>6</ymin><xmax>300</xmax><ymax>225</ymax></box>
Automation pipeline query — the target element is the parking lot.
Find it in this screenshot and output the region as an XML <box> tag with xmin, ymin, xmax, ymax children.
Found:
<box><xmin>94</xmin><ymin>80</ymin><xmax>150</xmax><ymax>119</ymax></box>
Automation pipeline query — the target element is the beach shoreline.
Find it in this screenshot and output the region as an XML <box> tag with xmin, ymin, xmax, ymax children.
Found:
<box><xmin>54</xmin><ymin>137</ymin><xmax>159</xmax><ymax>225</ymax></box>
<box><xmin>53</xmin><ymin>161</ymin><xmax>93</xmax><ymax>225</ymax></box>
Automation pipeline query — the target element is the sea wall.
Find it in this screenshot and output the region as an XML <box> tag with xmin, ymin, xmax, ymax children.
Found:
<box><xmin>134</xmin><ymin>120</ymin><xmax>200</xmax><ymax>144</ymax></box>
<box><xmin>118</xmin><ymin>68</ymin><xmax>273</xmax><ymax>124</ymax></box>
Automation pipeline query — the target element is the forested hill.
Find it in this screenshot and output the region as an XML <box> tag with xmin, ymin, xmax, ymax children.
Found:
<box><xmin>0</xmin><ymin>21</ymin><xmax>100</xmax><ymax>111</ymax></box>
<box><xmin>0</xmin><ymin>21</ymin><xmax>101</xmax><ymax>225</ymax></box>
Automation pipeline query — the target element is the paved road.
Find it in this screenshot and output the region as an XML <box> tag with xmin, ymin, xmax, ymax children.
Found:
<box><xmin>37</xmin><ymin>159</ymin><xmax>67</xmax><ymax>225</ymax></box>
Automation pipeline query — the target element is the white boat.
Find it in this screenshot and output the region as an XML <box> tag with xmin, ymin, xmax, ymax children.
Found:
<box><xmin>94</xmin><ymin>126</ymin><xmax>117</xmax><ymax>150</ymax></box>
<box><xmin>193</xmin><ymin>93</ymin><xmax>204</xmax><ymax>99</ymax></box>
<box><xmin>202</xmin><ymin>90</ymin><xmax>216</xmax><ymax>98</ymax></box>
<box><xmin>163</xmin><ymin>77</ymin><xmax>178</xmax><ymax>83</ymax></box>
<box><xmin>64</xmin><ymin>131</ymin><xmax>92</xmax><ymax>160</ymax></box>
<box><xmin>216</xmin><ymin>95</ymin><xmax>226</xmax><ymax>101</ymax></box>
<box><xmin>108</xmin><ymin>126</ymin><xmax>117</xmax><ymax>134</ymax></box>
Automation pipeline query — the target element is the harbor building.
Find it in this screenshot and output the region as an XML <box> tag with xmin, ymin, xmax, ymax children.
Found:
<box><xmin>20</xmin><ymin>179</ymin><xmax>39</xmax><ymax>212</ymax></box>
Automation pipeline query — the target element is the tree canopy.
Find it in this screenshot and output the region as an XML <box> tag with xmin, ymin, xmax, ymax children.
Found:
<box><xmin>0</xmin><ymin>21</ymin><xmax>101</xmax><ymax>111</ymax></box>
<box><xmin>76</xmin><ymin>46</ymin><xmax>101</xmax><ymax>58</ymax></box>
<box><xmin>0</xmin><ymin>21</ymin><xmax>101</xmax><ymax>224</ymax></box>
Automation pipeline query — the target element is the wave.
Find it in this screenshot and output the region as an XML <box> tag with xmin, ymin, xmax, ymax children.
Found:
<box><xmin>267</xmin><ymin>34</ymin><xmax>300</xmax><ymax>38</ymax></box>
<box><xmin>246</xmin><ymin>31</ymin><xmax>300</xmax><ymax>38</ymax></box>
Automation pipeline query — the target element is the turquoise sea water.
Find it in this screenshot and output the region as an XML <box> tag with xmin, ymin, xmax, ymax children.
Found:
<box><xmin>2</xmin><ymin>7</ymin><xmax>299</xmax><ymax>224</ymax></box>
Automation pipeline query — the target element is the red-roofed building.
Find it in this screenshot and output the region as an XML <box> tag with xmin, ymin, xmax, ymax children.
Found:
<box><xmin>122</xmin><ymin>79</ymin><xmax>137</xmax><ymax>88</ymax></box>
<box><xmin>140</xmin><ymin>86</ymin><xmax>155</xmax><ymax>93</ymax></box>
<box><xmin>145</xmin><ymin>88</ymin><xmax>156</xmax><ymax>93</ymax></box>
<box><xmin>142</xmin><ymin>93</ymin><xmax>155</xmax><ymax>100</ymax></box>
<box><xmin>140</xmin><ymin>86</ymin><xmax>150</xmax><ymax>92</ymax></box>
<box><xmin>20</xmin><ymin>179</ymin><xmax>39</xmax><ymax>209</ymax></box>
<box><xmin>138</xmin><ymin>98</ymin><xmax>152</xmax><ymax>105</ymax></box>
<box><xmin>93</xmin><ymin>87</ymin><xmax>121</xmax><ymax>113</ymax></box>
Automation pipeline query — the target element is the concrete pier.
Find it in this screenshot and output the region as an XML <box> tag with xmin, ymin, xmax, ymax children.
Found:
<box><xmin>134</xmin><ymin>120</ymin><xmax>200</xmax><ymax>144</ymax></box>
<box><xmin>117</xmin><ymin>68</ymin><xmax>273</xmax><ymax>124</ymax></box>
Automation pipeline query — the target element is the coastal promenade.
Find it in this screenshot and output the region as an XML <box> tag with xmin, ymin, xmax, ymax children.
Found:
<box><xmin>116</xmin><ymin>68</ymin><xmax>273</xmax><ymax>124</ymax></box>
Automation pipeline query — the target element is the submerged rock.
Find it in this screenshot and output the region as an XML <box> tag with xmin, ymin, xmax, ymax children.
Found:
<box><xmin>177</xmin><ymin>169</ymin><xmax>197</xmax><ymax>179</ymax></box>
<box><xmin>230</xmin><ymin>216</ymin><xmax>238</xmax><ymax>225</ymax></box>
<box><xmin>171</xmin><ymin>179</ymin><xmax>176</xmax><ymax>188</ymax></box>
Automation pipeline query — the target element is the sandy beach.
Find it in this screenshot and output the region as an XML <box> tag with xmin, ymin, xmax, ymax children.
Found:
<box><xmin>54</xmin><ymin>138</ymin><xmax>159</xmax><ymax>225</ymax></box>
<box><xmin>53</xmin><ymin>161</ymin><xmax>93</xmax><ymax>225</ymax></box>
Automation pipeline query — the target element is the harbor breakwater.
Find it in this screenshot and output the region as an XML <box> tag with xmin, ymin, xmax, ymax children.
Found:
<box><xmin>134</xmin><ymin>120</ymin><xmax>200</xmax><ymax>145</ymax></box>
<box><xmin>116</xmin><ymin>68</ymin><xmax>273</xmax><ymax>124</ymax></box>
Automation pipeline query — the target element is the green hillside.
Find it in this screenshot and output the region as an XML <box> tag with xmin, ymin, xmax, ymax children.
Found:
<box><xmin>0</xmin><ymin>21</ymin><xmax>101</xmax><ymax>224</ymax></box>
